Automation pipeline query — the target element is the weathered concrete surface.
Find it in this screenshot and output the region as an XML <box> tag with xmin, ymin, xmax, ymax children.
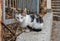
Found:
<box><xmin>16</xmin><ymin>12</ymin><xmax>53</xmax><ymax>41</ymax></box>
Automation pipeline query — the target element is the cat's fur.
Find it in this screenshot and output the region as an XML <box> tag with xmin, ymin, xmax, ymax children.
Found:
<box><xmin>15</xmin><ymin>8</ymin><xmax>44</xmax><ymax>32</ymax></box>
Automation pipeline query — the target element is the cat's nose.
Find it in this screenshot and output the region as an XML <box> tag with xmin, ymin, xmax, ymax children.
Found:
<box><xmin>19</xmin><ymin>20</ymin><xmax>23</xmax><ymax>23</ymax></box>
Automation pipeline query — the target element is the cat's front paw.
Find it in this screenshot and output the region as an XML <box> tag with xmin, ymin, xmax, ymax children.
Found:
<box><xmin>24</xmin><ymin>29</ymin><xmax>30</xmax><ymax>33</ymax></box>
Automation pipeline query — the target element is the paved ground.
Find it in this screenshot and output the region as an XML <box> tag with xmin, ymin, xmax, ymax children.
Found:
<box><xmin>16</xmin><ymin>13</ymin><xmax>53</xmax><ymax>41</ymax></box>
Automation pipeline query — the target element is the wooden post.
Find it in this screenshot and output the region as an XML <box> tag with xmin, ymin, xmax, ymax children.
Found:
<box><xmin>0</xmin><ymin>0</ymin><xmax>2</xmax><ymax>41</ymax></box>
<box><xmin>47</xmin><ymin>0</ymin><xmax>51</xmax><ymax>9</ymax></box>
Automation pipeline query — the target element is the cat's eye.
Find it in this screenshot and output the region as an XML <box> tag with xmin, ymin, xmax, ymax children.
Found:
<box><xmin>17</xmin><ymin>17</ymin><xmax>19</xmax><ymax>19</ymax></box>
<box><xmin>21</xmin><ymin>17</ymin><xmax>23</xmax><ymax>19</ymax></box>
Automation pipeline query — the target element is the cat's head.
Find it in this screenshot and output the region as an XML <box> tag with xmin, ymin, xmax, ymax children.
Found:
<box><xmin>15</xmin><ymin>8</ymin><xmax>27</xmax><ymax>23</ymax></box>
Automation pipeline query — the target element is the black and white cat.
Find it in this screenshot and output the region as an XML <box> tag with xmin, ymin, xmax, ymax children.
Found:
<box><xmin>15</xmin><ymin>8</ymin><xmax>44</xmax><ymax>32</ymax></box>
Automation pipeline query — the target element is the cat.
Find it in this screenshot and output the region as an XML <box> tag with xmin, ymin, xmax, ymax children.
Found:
<box><xmin>15</xmin><ymin>8</ymin><xmax>44</xmax><ymax>32</ymax></box>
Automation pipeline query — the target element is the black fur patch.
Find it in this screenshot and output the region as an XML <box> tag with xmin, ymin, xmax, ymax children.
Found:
<box><xmin>27</xmin><ymin>26</ymin><xmax>42</xmax><ymax>32</ymax></box>
<box><xmin>30</xmin><ymin>15</ymin><xmax>35</xmax><ymax>22</ymax></box>
<box><xmin>30</xmin><ymin>14</ymin><xmax>43</xmax><ymax>23</ymax></box>
<box><xmin>36</xmin><ymin>17</ymin><xmax>43</xmax><ymax>23</ymax></box>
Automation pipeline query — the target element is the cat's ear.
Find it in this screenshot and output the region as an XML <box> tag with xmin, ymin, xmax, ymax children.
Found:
<box><xmin>22</xmin><ymin>8</ymin><xmax>27</xmax><ymax>16</ymax></box>
<box><xmin>24</xmin><ymin>8</ymin><xmax>27</xmax><ymax>12</ymax></box>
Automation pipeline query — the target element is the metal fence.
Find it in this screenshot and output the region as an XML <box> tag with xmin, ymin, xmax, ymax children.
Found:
<box><xmin>5</xmin><ymin>0</ymin><xmax>40</xmax><ymax>13</ymax></box>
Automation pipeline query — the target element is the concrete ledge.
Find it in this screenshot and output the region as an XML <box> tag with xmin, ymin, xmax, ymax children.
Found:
<box><xmin>16</xmin><ymin>12</ymin><xmax>53</xmax><ymax>41</ymax></box>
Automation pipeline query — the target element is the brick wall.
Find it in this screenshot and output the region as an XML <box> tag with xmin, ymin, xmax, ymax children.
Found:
<box><xmin>0</xmin><ymin>0</ymin><xmax>2</xmax><ymax>41</ymax></box>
